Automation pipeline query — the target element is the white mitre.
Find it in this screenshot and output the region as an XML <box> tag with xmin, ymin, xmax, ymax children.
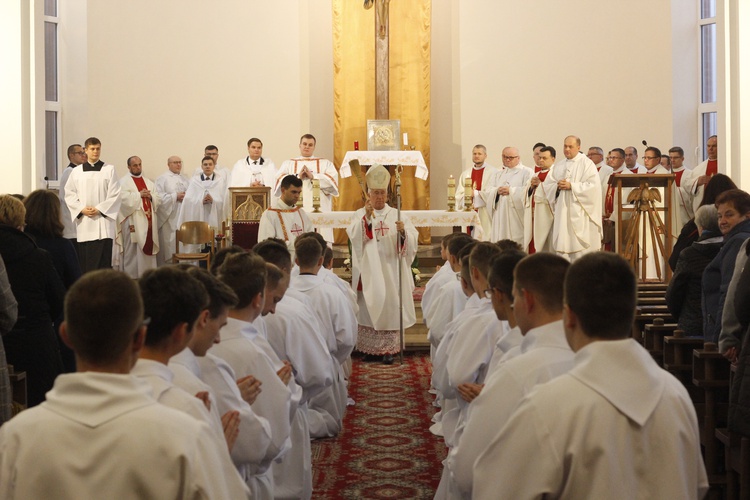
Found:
<box><xmin>366</xmin><ymin>164</ymin><xmax>390</xmax><ymax>190</ymax></box>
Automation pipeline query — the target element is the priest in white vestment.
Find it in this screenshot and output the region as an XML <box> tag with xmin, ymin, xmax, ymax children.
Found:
<box><xmin>59</xmin><ymin>144</ymin><xmax>85</xmax><ymax>243</ymax></box>
<box><xmin>688</xmin><ymin>135</ymin><xmax>718</xmax><ymax>213</ymax></box>
<box><xmin>486</xmin><ymin>147</ymin><xmax>533</xmax><ymax>245</ymax></box>
<box><xmin>347</xmin><ymin>164</ymin><xmax>418</xmax><ymax>364</ymax></box>
<box><xmin>471</xmin><ymin>253</ymin><xmax>708</xmax><ymax>500</ymax></box>
<box><xmin>640</xmin><ymin>147</ymin><xmax>671</xmax><ymax>279</ymax></box>
<box><xmin>273</xmin><ymin>134</ymin><xmax>339</xmax><ymax>243</ymax></box>
<box><xmin>624</xmin><ymin>146</ymin><xmax>646</xmax><ymax>174</ymax></box>
<box><xmin>454</xmin><ymin>145</ymin><xmax>500</xmax><ymax>239</ymax></box>
<box><xmin>231</xmin><ymin>137</ymin><xmax>279</xmax><ymax>204</ymax></box>
<box><xmin>64</xmin><ymin>137</ymin><xmax>121</xmax><ymax>272</ymax></box>
<box><xmin>258</xmin><ymin>175</ymin><xmax>313</xmax><ymax>259</ymax></box>
<box><xmin>523</xmin><ymin>146</ymin><xmax>556</xmax><ymax>254</ymax></box>
<box><xmin>116</xmin><ymin>156</ymin><xmax>160</xmax><ymax>278</ymax></box>
<box><xmin>177</xmin><ymin>155</ymin><xmax>228</xmax><ymax>234</ymax></box>
<box><xmin>155</xmin><ymin>156</ymin><xmax>189</xmax><ymax>266</ymax></box>
<box><xmin>192</xmin><ymin>145</ymin><xmax>230</xmax><ymax>181</ymax></box>
<box><xmin>668</xmin><ymin>147</ymin><xmax>694</xmax><ymax>231</ymax></box>
<box><xmin>543</xmin><ymin>136</ymin><xmax>602</xmax><ymax>261</ymax></box>
<box><xmin>602</xmin><ymin>148</ymin><xmax>634</xmax><ymax>252</ymax></box>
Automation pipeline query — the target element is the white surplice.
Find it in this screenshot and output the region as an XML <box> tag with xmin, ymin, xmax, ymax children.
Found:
<box><xmin>454</xmin><ymin>164</ymin><xmax>501</xmax><ymax>238</ymax></box>
<box><xmin>258</xmin><ymin>199</ymin><xmax>313</xmax><ymax>259</ymax></box>
<box><xmin>273</xmin><ymin>157</ymin><xmax>339</xmax><ymax>243</ymax></box>
<box><xmin>231</xmin><ymin>156</ymin><xmax>278</xmax><ymax>188</ymax></box>
<box><xmin>472</xmin><ymin>339</ymin><xmax>708</xmax><ymax>500</ymax></box>
<box><xmin>210</xmin><ymin>317</ymin><xmax>312</xmax><ymax>500</ymax></box>
<box><xmin>486</xmin><ymin>164</ymin><xmax>534</xmax><ymax>244</ymax></box>
<box><xmin>64</xmin><ymin>162</ymin><xmax>122</xmax><ymax>242</ymax></box>
<box><xmin>58</xmin><ymin>164</ymin><xmax>78</xmax><ymax>239</ymax></box>
<box><xmin>181</xmin><ymin>349</ymin><xmax>274</xmax><ymax>498</ymax></box>
<box><xmin>116</xmin><ymin>174</ymin><xmax>160</xmax><ymax>277</ymax></box>
<box><xmin>522</xmin><ymin>169</ymin><xmax>555</xmax><ymax>253</ymax></box>
<box><xmin>449</xmin><ymin>320</ymin><xmax>574</xmax><ymax>498</ymax></box>
<box><xmin>422</xmin><ymin>261</ymin><xmax>454</xmax><ymax>324</ymax></box>
<box><xmin>0</xmin><ymin>372</ymin><xmax>249</xmax><ymax>499</ymax></box>
<box><xmin>543</xmin><ymin>153</ymin><xmax>602</xmax><ymax>260</ymax></box>
<box><xmin>130</xmin><ymin>359</ymin><xmax>249</xmax><ymax>496</ymax></box>
<box><xmin>485</xmin><ymin>324</ymin><xmax>523</xmax><ymax>377</ymax></box>
<box><xmin>177</xmin><ymin>174</ymin><xmax>228</xmax><ymax>232</ymax></box>
<box><xmin>426</xmin><ymin>279</ymin><xmax>468</xmax><ymax>349</ymax></box>
<box><xmin>347</xmin><ymin>205</ymin><xmax>418</xmax><ymax>332</ymax></box>
<box><xmin>688</xmin><ymin>158</ymin><xmax>715</xmax><ymax>213</ymax></box>
<box><xmin>671</xmin><ymin>165</ymin><xmax>694</xmax><ymax>236</ymax></box>
<box><xmin>154</xmin><ymin>170</ymin><xmax>190</xmax><ymax>266</ymax></box>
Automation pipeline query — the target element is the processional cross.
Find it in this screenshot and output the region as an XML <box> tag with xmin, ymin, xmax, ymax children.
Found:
<box><xmin>364</xmin><ymin>0</ymin><xmax>391</xmax><ymax>120</ymax></box>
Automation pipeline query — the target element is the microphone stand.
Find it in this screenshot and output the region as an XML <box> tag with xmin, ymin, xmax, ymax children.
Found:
<box><xmin>395</xmin><ymin>164</ymin><xmax>404</xmax><ymax>365</ymax></box>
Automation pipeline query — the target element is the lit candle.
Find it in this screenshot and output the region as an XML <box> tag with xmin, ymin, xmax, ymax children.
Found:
<box><xmin>403</xmin><ymin>132</ymin><xmax>408</xmax><ymax>147</ymax></box>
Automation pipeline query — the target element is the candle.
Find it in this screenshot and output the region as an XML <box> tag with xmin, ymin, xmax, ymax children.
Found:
<box><xmin>311</xmin><ymin>178</ymin><xmax>321</xmax><ymax>212</ymax></box>
<box><xmin>464</xmin><ymin>176</ymin><xmax>473</xmax><ymax>210</ymax></box>
<box><xmin>403</xmin><ymin>132</ymin><xmax>408</xmax><ymax>147</ymax></box>
<box><xmin>448</xmin><ymin>175</ymin><xmax>456</xmax><ymax>199</ymax></box>
<box><xmin>354</xmin><ymin>141</ymin><xmax>359</xmax><ymax>151</ymax></box>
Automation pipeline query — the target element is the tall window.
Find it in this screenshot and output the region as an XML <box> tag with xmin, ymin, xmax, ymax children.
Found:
<box><xmin>44</xmin><ymin>0</ymin><xmax>60</xmax><ymax>181</ymax></box>
<box><xmin>699</xmin><ymin>0</ymin><xmax>717</xmax><ymax>159</ymax></box>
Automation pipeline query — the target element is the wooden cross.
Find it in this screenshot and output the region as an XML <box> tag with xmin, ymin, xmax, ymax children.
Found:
<box><xmin>365</xmin><ymin>0</ymin><xmax>391</xmax><ymax>120</ymax></box>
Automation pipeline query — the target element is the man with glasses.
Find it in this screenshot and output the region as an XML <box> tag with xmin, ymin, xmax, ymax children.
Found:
<box><xmin>641</xmin><ymin>146</ymin><xmax>669</xmax><ymax>279</ymax></box>
<box><xmin>486</xmin><ymin>146</ymin><xmax>533</xmax><ymax>244</ymax></box>
<box><xmin>59</xmin><ymin>144</ymin><xmax>87</xmax><ymax>249</ymax></box>
<box><xmin>624</xmin><ymin>146</ymin><xmax>646</xmax><ymax>174</ymax></box>
<box><xmin>602</xmin><ymin>148</ymin><xmax>633</xmax><ymax>251</ymax></box>
<box><xmin>193</xmin><ymin>145</ymin><xmax>229</xmax><ymax>181</ymax></box>
<box><xmin>668</xmin><ymin>146</ymin><xmax>694</xmax><ymax>229</ymax></box>
<box><xmin>589</xmin><ymin>146</ymin><xmax>613</xmax><ymax>209</ymax></box>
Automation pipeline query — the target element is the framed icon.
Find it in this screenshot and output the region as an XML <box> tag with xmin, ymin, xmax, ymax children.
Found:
<box><xmin>367</xmin><ymin>119</ymin><xmax>401</xmax><ymax>151</ymax></box>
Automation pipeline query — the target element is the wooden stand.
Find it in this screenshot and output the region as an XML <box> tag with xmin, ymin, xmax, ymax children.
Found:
<box><xmin>229</xmin><ymin>187</ymin><xmax>270</xmax><ymax>249</ymax></box>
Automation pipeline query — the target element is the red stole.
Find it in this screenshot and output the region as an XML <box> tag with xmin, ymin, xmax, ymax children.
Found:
<box><xmin>131</xmin><ymin>176</ymin><xmax>154</xmax><ymax>255</ymax></box>
<box><xmin>674</xmin><ymin>169</ymin><xmax>685</xmax><ymax>187</ymax></box>
<box><xmin>706</xmin><ymin>159</ymin><xmax>718</xmax><ymax>177</ymax></box>
<box><xmin>471</xmin><ymin>166</ymin><xmax>485</xmax><ymax>191</ymax></box>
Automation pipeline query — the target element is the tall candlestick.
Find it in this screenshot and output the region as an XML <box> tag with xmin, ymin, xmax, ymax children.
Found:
<box><xmin>312</xmin><ymin>178</ymin><xmax>321</xmax><ymax>213</ymax></box>
<box><xmin>464</xmin><ymin>176</ymin><xmax>473</xmax><ymax>210</ymax></box>
<box><xmin>403</xmin><ymin>132</ymin><xmax>408</xmax><ymax>147</ymax></box>
<box><xmin>447</xmin><ymin>175</ymin><xmax>456</xmax><ymax>212</ymax></box>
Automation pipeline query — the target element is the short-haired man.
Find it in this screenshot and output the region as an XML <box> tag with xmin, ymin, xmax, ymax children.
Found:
<box><xmin>178</xmin><ymin>155</ymin><xmax>230</xmax><ymax>233</ymax></box>
<box><xmin>589</xmin><ymin>146</ymin><xmax>614</xmax><ymax>206</ymax></box>
<box><xmin>133</xmin><ymin>267</ymin><xmax>250</xmax><ymax>497</ymax></box>
<box><xmin>116</xmin><ymin>156</ymin><xmax>161</xmax><ymax>278</ymax></box>
<box><xmin>347</xmin><ymin>164</ymin><xmax>418</xmax><ymax>364</ymax></box>
<box><xmin>193</xmin><ymin>144</ymin><xmax>229</xmax><ymax>181</ymax></box>
<box><xmin>155</xmin><ymin>155</ymin><xmax>189</xmax><ymax>266</ymax></box>
<box><xmin>602</xmin><ymin>148</ymin><xmax>633</xmax><ymax>251</ymax></box>
<box><xmin>688</xmin><ymin>135</ymin><xmax>718</xmax><ymax>213</ymax></box>
<box><xmin>211</xmin><ymin>252</ymin><xmax>312</xmax><ymax>500</ymax></box>
<box><xmin>59</xmin><ymin>144</ymin><xmax>86</xmax><ymax>245</ymax></box>
<box><xmin>0</xmin><ymin>270</ymin><xmax>245</xmax><ymax>498</ymax></box>
<box><xmin>532</xmin><ymin>142</ymin><xmax>546</xmax><ymax>169</ymax></box>
<box><xmin>523</xmin><ymin>145</ymin><xmax>556</xmax><ymax>254</ymax></box>
<box><xmin>471</xmin><ymin>253</ymin><xmax>707</xmax><ymax>499</ymax></box>
<box><xmin>258</xmin><ymin>174</ymin><xmax>313</xmax><ymax>259</ymax></box>
<box><xmin>624</xmin><ymin>146</ymin><xmax>645</xmax><ymax>173</ymax></box>
<box><xmin>274</xmin><ymin>134</ymin><xmax>339</xmax><ymax>244</ymax></box>
<box><xmin>486</xmin><ymin>147</ymin><xmax>533</xmax><ymax>245</ymax></box>
<box><xmin>542</xmin><ymin>136</ymin><xmax>602</xmax><ymax>261</ymax></box>
<box><xmin>291</xmin><ymin>236</ymin><xmax>357</xmax><ymax>436</ymax></box>
<box><xmin>64</xmin><ymin>137</ymin><xmax>122</xmax><ymax>273</ymax></box>
<box><xmin>668</xmin><ymin>146</ymin><xmax>694</xmax><ymax>229</ymax></box>
<box><xmin>454</xmin><ymin>144</ymin><xmax>500</xmax><ymax>238</ymax></box>
<box><xmin>230</xmin><ymin>138</ymin><xmax>278</xmax><ymax>195</ymax></box>
<box><xmin>168</xmin><ymin>267</ymin><xmax>274</xmax><ymax>498</ymax></box>
<box><xmin>449</xmin><ymin>253</ymin><xmax>573</xmax><ymax>497</ymax></box>
<box><xmin>640</xmin><ymin>146</ymin><xmax>670</xmax><ymax>279</ymax></box>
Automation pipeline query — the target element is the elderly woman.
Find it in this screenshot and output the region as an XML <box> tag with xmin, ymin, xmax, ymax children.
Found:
<box><xmin>702</xmin><ymin>189</ymin><xmax>750</xmax><ymax>343</ymax></box>
<box><xmin>0</xmin><ymin>195</ymin><xmax>65</xmax><ymax>406</ymax></box>
<box><xmin>666</xmin><ymin>205</ymin><xmax>723</xmax><ymax>336</ymax></box>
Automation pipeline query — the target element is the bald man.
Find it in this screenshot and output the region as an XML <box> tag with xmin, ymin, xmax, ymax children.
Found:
<box><xmin>542</xmin><ymin>136</ymin><xmax>603</xmax><ymax>261</ymax></box>
<box><xmin>155</xmin><ymin>156</ymin><xmax>190</xmax><ymax>266</ymax></box>
<box><xmin>486</xmin><ymin>147</ymin><xmax>533</xmax><ymax>245</ymax></box>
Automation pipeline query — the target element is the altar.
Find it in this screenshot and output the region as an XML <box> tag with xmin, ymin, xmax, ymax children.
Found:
<box><xmin>309</xmin><ymin>209</ymin><xmax>479</xmax><ymax>230</ymax></box>
<box><xmin>335</xmin><ymin>150</ymin><xmax>431</xmax><ymax>243</ymax></box>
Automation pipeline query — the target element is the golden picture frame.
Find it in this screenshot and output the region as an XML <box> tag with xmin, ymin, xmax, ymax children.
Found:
<box><xmin>367</xmin><ymin>119</ymin><xmax>401</xmax><ymax>151</ymax></box>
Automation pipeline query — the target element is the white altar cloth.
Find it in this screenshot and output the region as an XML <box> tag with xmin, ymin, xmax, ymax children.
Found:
<box><xmin>309</xmin><ymin>210</ymin><xmax>479</xmax><ymax>230</ymax></box>
<box><xmin>339</xmin><ymin>151</ymin><xmax>429</xmax><ymax>180</ymax></box>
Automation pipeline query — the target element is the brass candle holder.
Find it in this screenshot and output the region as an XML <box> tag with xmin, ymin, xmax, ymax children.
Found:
<box><xmin>447</xmin><ymin>175</ymin><xmax>456</xmax><ymax>212</ymax></box>
<box><xmin>312</xmin><ymin>178</ymin><xmax>321</xmax><ymax>213</ymax></box>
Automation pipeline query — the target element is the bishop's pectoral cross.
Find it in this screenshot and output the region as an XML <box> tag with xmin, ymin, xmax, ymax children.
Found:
<box><xmin>364</xmin><ymin>0</ymin><xmax>391</xmax><ymax>120</ymax></box>
<box><xmin>374</xmin><ymin>220</ymin><xmax>390</xmax><ymax>237</ymax></box>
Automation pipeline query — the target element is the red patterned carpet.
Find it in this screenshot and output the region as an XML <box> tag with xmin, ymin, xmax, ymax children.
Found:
<box><xmin>312</xmin><ymin>352</ymin><xmax>445</xmax><ymax>499</ymax></box>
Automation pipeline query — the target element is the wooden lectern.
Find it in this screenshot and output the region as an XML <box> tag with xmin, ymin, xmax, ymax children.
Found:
<box><xmin>229</xmin><ymin>187</ymin><xmax>270</xmax><ymax>249</ymax></box>
<box><xmin>612</xmin><ymin>174</ymin><xmax>675</xmax><ymax>283</ymax></box>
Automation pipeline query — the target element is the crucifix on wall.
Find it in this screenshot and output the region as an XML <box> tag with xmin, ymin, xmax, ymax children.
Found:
<box><xmin>364</xmin><ymin>0</ymin><xmax>390</xmax><ymax>120</ymax></box>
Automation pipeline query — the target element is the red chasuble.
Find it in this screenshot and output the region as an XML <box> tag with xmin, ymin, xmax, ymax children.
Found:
<box><xmin>706</xmin><ymin>159</ymin><xmax>718</xmax><ymax>177</ymax></box>
<box><xmin>131</xmin><ymin>176</ymin><xmax>154</xmax><ymax>255</ymax></box>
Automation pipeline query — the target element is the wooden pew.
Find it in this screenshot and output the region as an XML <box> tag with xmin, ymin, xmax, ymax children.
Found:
<box><xmin>642</xmin><ymin>320</ymin><xmax>678</xmax><ymax>367</ymax></box>
<box><xmin>693</xmin><ymin>343</ymin><xmax>731</xmax><ymax>493</ymax></box>
<box><xmin>717</xmin><ymin>364</ymin><xmax>750</xmax><ymax>500</ymax></box>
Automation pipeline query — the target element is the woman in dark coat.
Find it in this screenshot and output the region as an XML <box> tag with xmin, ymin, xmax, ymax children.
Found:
<box><xmin>0</xmin><ymin>195</ymin><xmax>65</xmax><ymax>406</ymax></box>
<box><xmin>666</xmin><ymin>205</ymin><xmax>723</xmax><ymax>336</ymax></box>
